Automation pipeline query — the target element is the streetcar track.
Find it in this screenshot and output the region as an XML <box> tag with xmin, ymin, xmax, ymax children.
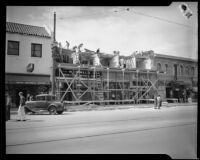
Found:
<box><xmin>6</xmin><ymin>122</ymin><xmax>196</xmax><ymax>147</ymax></box>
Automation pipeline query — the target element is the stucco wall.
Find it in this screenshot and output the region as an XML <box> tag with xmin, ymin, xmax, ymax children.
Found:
<box><xmin>5</xmin><ymin>33</ymin><xmax>52</xmax><ymax>75</ymax></box>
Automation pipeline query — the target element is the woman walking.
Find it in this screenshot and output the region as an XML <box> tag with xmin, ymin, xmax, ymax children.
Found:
<box><xmin>17</xmin><ymin>92</ymin><xmax>26</xmax><ymax>121</ymax></box>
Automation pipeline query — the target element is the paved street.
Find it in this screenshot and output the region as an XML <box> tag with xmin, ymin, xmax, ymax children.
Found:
<box><xmin>6</xmin><ymin>104</ymin><xmax>197</xmax><ymax>159</ymax></box>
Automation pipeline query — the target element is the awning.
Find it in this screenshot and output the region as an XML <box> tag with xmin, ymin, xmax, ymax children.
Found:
<box><xmin>5</xmin><ymin>74</ymin><xmax>51</xmax><ymax>85</ymax></box>
<box><xmin>167</xmin><ymin>80</ymin><xmax>191</xmax><ymax>87</ymax></box>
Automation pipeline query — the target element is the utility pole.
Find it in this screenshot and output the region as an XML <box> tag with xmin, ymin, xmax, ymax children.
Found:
<box><xmin>53</xmin><ymin>12</ymin><xmax>56</xmax><ymax>43</ymax></box>
<box><xmin>51</xmin><ymin>12</ymin><xmax>56</xmax><ymax>95</ymax></box>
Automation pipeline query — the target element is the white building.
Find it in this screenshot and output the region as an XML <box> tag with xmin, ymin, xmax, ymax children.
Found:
<box><xmin>5</xmin><ymin>22</ymin><xmax>52</xmax><ymax>107</ymax></box>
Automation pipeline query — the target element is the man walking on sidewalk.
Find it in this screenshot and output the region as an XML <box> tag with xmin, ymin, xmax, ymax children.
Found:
<box><xmin>157</xmin><ymin>95</ymin><xmax>162</xmax><ymax>109</ymax></box>
<box><xmin>154</xmin><ymin>94</ymin><xmax>157</xmax><ymax>109</ymax></box>
<box><xmin>5</xmin><ymin>92</ymin><xmax>11</xmax><ymax>121</ymax></box>
<box><xmin>17</xmin><ymin>92</ymin><xmax>26</xmax><ymax>121</ymax></box>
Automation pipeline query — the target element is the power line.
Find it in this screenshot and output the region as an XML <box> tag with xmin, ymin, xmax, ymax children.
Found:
<box><xmin>117</xmin><ymin>8</ymin><xmax>194</xmax><ymax>29</ymax></box>
<box><xmin>58</xmin><ymin>7</ymin><xmax>194</xmax><ymax>29</ymax></box>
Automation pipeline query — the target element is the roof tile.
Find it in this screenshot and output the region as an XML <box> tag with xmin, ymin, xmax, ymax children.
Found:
<box><xmin>6</xmin><ymin>22</ymin><xmax>51</xmax><ymax>38</ymax></box>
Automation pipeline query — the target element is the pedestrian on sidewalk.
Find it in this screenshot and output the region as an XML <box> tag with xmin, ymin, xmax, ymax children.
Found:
<box><xmin>26</xmin><ymin>93</ymin><xmax>31</xmax><ymax>101</ymax></box>
<box><xmin>5</xmin><ymin>92</ymin><xmax>11</xmax><ymax>121</ymax></box>
<box><xmin>17</xmin><ymin>92</ymin><xmax>26</xmax><ymax>121</ymax></box>
<box><xmin>157</xmin><ymin>95</ymin><xmax>162</xmax><ymax>109</ymax></box>
<box><xmin>154</xmin><ymin>94</ymin><xmax>157</xmax><ymax>109</ymax></box>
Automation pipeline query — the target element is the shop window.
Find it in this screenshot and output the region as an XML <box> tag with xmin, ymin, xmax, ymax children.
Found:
<box><xmin>31</xmin><ymin>43</ymin><xmax>42</xmax><ymax>57</ymax></box>
<box><xmin>7</xmin><ymin>40</ymin><xmax>19</xmax><ymax>55</ymax></box>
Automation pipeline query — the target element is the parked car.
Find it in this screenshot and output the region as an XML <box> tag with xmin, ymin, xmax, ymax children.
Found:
<box><xmin>25</xmin><ymin>94</ymin><xmax>64</xmax><ymax>114</ymax></box>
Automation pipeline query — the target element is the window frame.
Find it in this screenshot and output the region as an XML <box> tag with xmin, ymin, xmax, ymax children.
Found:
<box><xmin>185</xmin><ymin>66</ymin><xmax>189</xmax><ymax>75</ymax></box>
<box><xmin>157</xmin><ymin>63</ymin><xmax>162</xmax><ymax>72</ymax></box>
<box><xmin>7</xmin><ymin>40</ymin><xmax>20</xmax><ymax>56</ymax></box>
<box><xmin>191</xmin><ymin>67</ymin><xmax>195</xmax><ymax>76</ymax></box>
<box><xmin>31</xmin><ymin>43</ymin><xmax>42</xmax><ymax>58</ymax></box>
<box><xmin>180</xmin><ymin>65</ymin><xmax>184</xmax><ymax>75</ymax></box>
<box><xmin>165</xmin><ymin>64</ymin><xmax>168</xmax><ymax>74</ymax></box>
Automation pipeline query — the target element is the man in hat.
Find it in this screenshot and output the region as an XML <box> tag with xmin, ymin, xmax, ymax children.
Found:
<box><xmin>17</xmin><ymin>92</ymin><xmax>26</xmax><ymax>121</ymax></box>
<box><xmin>157</xmin><ymin>95</ymin><xmax>162</xmax><ymax>109</ymax></box>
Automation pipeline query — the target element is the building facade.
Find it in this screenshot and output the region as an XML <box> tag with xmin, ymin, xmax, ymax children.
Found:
<box><xmin>154</xmin><ymin>54</ymin><xmax>198</xmax><ymax>102</ymax></box>
<box><xmin>52</xmin><ymin>48</ymin><xmax>198</xmax><ymax>104</ymax></box>
<box><xmin>5</xmin><ymin>22</ymin><xmax>197</xmax><ymax>107</ymax></box>
<box><xmin>5</xmin><ymin>22</ymin><xmax>52</xmax><ymax>107</ymax></box>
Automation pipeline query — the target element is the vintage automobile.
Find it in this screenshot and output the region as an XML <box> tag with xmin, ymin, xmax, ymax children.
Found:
<box><xmin>25</xmin><ymin>94</ymin><xmax>64</xmax><ymax>114</ymax></box>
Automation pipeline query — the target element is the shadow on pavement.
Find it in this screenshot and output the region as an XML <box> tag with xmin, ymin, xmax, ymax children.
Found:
<box><xmin>26</xmin><ymin>112</ymin><xmax>73</xmax><ymax>115</ymax></box>
<box><xmin>8</xmin><ymin>119</ymin><xmax>44</xmax><ymax>122</ymax></box>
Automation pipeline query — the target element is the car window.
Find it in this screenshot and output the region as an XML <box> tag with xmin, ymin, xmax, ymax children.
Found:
<box><xmin>36</xmin><ymin>96</ymin><xmax>45</xmax><ymax>101</ymax></box>
<box><xmin>51</xmin><ymin>96</ymin><xmax>56</xmax><ymax>101</ymax></box>
<box><xmin>46</xmin><ymin>96</ymin><xmax>52</xmax><ymax>101</ymax></box>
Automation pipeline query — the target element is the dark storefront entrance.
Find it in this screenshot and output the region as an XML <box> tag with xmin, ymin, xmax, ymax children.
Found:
<box><xmin>166</xmin><ymin>80</ymin><xmax>193</xmax><ymax>102</ymax></box>
<box><xmin>5</xmin><ymin>73</ymin><xmax>51</xmax><ymax>108</ymax></box>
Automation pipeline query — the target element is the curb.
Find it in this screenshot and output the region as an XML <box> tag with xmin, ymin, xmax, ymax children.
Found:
<box><xmin>9</xmin><ymin>103</ymin><xmax>197</xmax><ymax>114</ymax></box>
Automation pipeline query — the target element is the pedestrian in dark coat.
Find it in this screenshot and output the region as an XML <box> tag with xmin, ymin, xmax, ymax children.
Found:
<box><xmin>154</xmin><ymin>95</ymin><xmax>157</xmax><ymax>109</ymax></box>
<box><xmin>5</xmin><ymin>92</ymin><xmax>11</xmax><ymax>121</ymax></box>
<box><xmin>157</xmin><ymin>95</ymin><xmax>162</xmax><ymax>109</ymax></box>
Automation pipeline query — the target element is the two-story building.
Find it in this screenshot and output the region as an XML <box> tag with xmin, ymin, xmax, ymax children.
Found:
<box><xmin>5</xmin><ymin>22</ymin><xmax>52</xmax><ymax>107</ymax></box>
<box><xmin>153</xmin><ymin>54</ymin><xmax>198</xmax><ymax>102</ymax></box>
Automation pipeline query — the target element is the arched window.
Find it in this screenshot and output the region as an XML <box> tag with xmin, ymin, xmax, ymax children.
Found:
<box><xmin>165</xmin><ymin>64</ymin><xmax>168</xmax><ymax>73</ymax></box>
<box><xmin>188</xmin><ymin>66</ymin><xmax>191</xmax><ymax>75</ymax></box>
<box><xmin>191</xmin><ymin>67</ymin><xmax>195</xmax><ymax>75</ymax></box>
<box><xmin>180</xmin><ymin>65</ymin><xmax>184</xmax><ymax>75</ymax></box>
<box><xmin>157</xmin><ymin>63</ymin><xmax>162</xmax><ymax>72</ymax></box>
<box><xmin>185</xmin><ymin>66</ymin><xmax>189</xmax><ymax>75</ymax></box>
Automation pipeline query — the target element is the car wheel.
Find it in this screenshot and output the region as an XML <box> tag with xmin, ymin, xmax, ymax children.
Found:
<box><xmin>48</xmin><ymin>106</ymin><xmax>57</xmax><ymax>115</ymax></box>
<box><xmin>24</xmin><ymin>107</ymin><xmax>33</xmax><ymax>114</ymax></box>
<box><xmin>57</xmin><ymin>110</ymin><xmax>63</xmax><ymax>114</ymax></box>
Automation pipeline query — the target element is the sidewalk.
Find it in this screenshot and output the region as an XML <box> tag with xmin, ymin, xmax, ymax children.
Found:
<box><xmin>10</xmin><ymin>102</ymin><xmax>197</xmax><ymax>114</ymax></box>
<box><xmin>66</xmin><ymin>102</ymin><xmax>197</xmax><ymax>112</ymax></box>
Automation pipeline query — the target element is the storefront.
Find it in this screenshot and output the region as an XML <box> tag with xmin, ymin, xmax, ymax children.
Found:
<box><xmin>5</xmin><ymin>73</ymin><xmax>51</xmax><ymax>108</ymax></box>
<box><xmin>166</xmin><ymin>80</ymin><xmax>194</xmax><ymax>102</ymax></box>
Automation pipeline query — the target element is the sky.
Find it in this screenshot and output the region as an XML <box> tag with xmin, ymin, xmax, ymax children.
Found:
<box><xmin>6</xmin><ymin>2</ymin><xmax>198</xmax><ymax>60</ymax></box>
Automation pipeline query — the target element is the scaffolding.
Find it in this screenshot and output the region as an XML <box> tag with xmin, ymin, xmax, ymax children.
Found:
<box><xmin>55</xmin><ymin>63</ymin><xmax>166</xmax><ymax>106</ymax></box>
